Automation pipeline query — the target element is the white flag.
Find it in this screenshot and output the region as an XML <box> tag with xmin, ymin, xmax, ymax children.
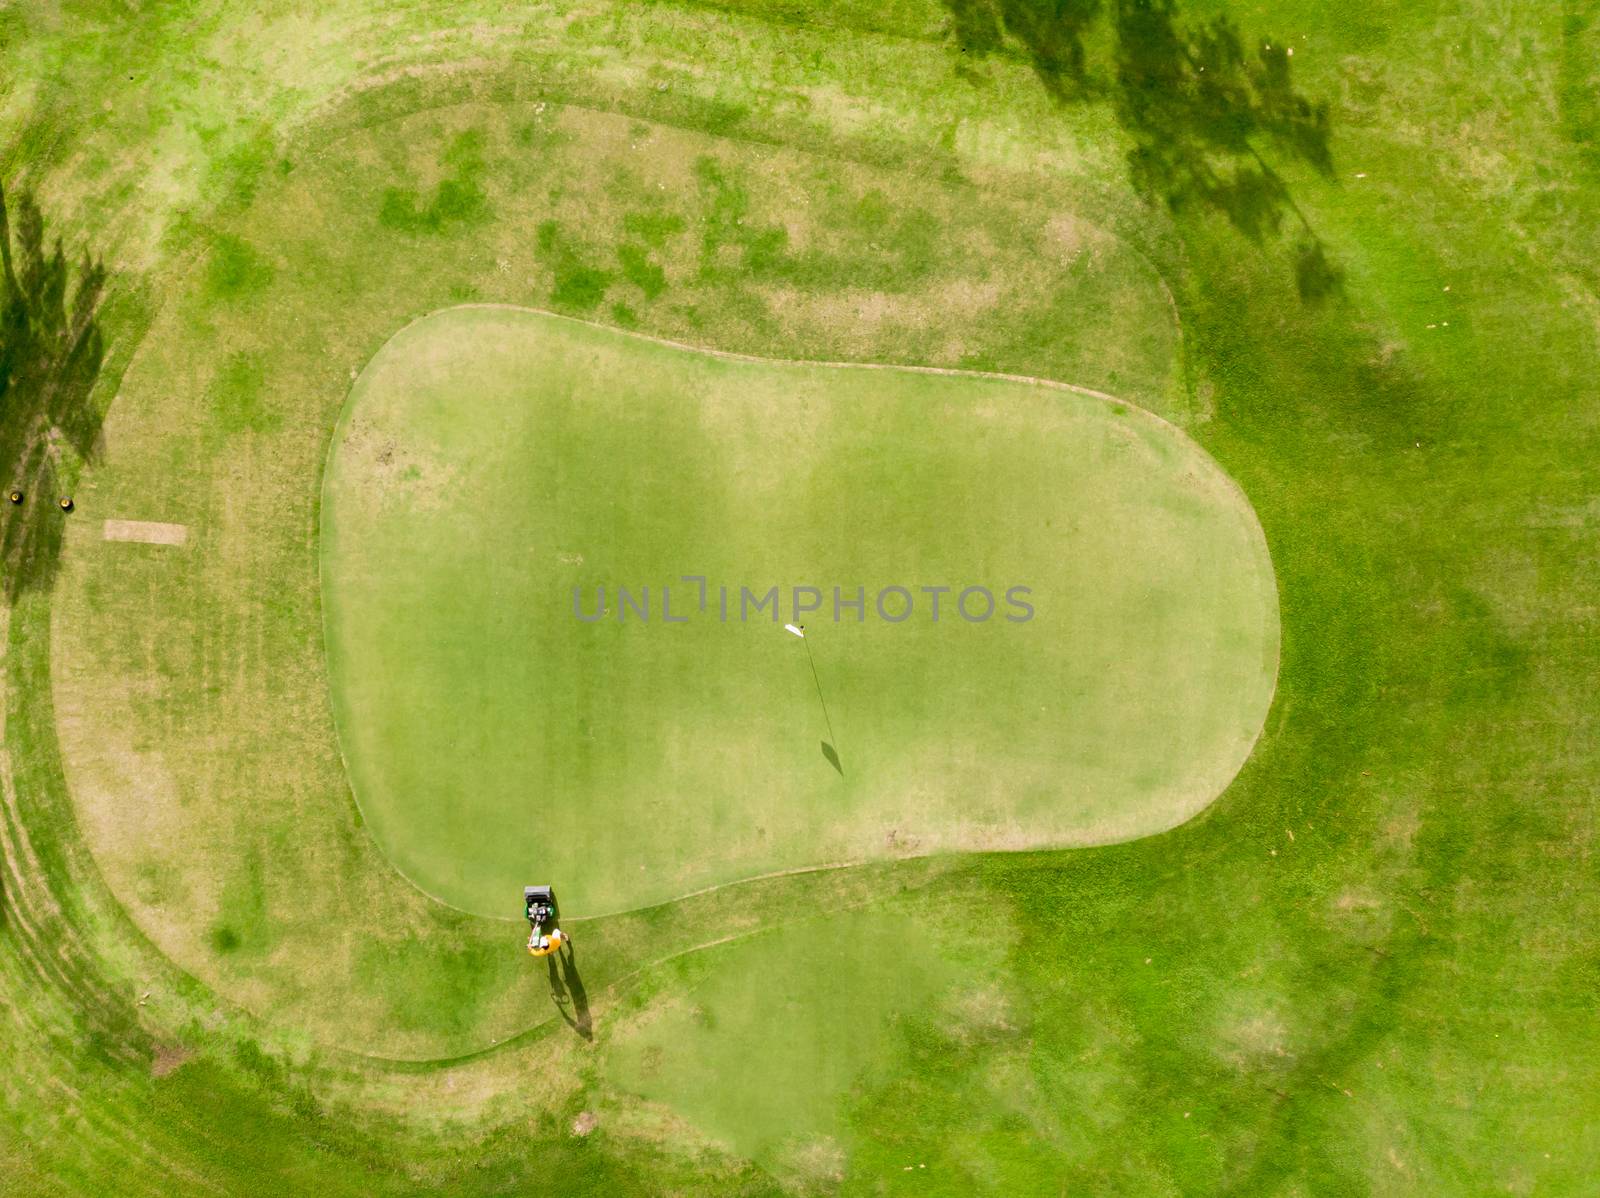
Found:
<box><xmin>784</xmin><ymin>623</ymin><xmax>805</xmax><ymax>639</ymax></box>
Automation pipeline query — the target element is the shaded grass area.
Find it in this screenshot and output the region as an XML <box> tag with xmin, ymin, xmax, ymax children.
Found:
<box><xmin>0</xmin><ymin>184</ymin><xmax>107</xmax><ymax>599</ymax></box>
<box><xmin>940</xmin><ymin>0</ymin><xmax>1339</xmax><ymax>287</ymax></box>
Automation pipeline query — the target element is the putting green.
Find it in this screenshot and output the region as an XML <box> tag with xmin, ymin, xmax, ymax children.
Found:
<box><xmin>322</xmin><ymin>307</ymin><xmax>1278</xmax><ymax>917</ymax></box>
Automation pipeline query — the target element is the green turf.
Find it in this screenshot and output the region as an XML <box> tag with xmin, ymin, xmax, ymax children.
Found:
<box><xmin>321</xmin><ymin>307</ymin><xmax>1276</xmax><ymax>914</ymax></box>
<box><xmin>602</xmin><ymin>904</ymin><xmax>1011</xmax><ymax>1178</ymax></box>
<box><xmin>2</xmin><ymin>0</ymin><xmax>1598</xmax><ymax>1192</ymax></box>
<box><xmin>45</xmin><ymin>96</ymin><xmax>1191</xmax><ymax>1057</ymax></box>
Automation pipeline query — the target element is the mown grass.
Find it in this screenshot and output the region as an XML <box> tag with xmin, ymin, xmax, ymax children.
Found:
<box><xmin>1</xmin><ymin>0</ymin><xmax>1597</xmax><ymax>1193</ymax></box>
<box><xmin>46</xmin><ymin>92</ymin><xmax>1188</xmax><ymax>1064</ymax></box>
<box><xmin>320</xmin><ymin>307</ymin><xmax>1273</xmax><ymax>916</ymax></box>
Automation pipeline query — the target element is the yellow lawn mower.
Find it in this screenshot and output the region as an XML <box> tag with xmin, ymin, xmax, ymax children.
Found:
<box><xmin>524</xmin><ymin>885</ymin><xmax>567</xmax><ymax>956</ymax></box>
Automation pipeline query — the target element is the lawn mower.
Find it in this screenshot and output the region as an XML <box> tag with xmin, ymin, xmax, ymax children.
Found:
<box><xmin>525</xmin><ymin>886</ymin><xmax>564</xmax><ymax>956</ymax></box>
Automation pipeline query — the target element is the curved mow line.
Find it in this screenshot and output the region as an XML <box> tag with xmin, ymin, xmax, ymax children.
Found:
<box><xmin>320</xmin><ymin>303</ymin><xmax>1280</xmax><ymax>930</ymax></box>
<box><xmin>573</xmin><ymin>858</ymin><xmax>870</xmax><ymax>925</ymax></box>
<box><xmin>351</xmin><ymin>869</ymin><xmax>914</xmax><ymax>1070</ymax></box>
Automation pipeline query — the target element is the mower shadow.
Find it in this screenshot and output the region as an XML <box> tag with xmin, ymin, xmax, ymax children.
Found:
<box><xmin>546</xmin><ymin>941</ymin><xmax>592</xmax><ymax>1041</ymax></box>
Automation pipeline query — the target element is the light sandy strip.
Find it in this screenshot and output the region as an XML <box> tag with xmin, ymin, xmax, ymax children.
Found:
<box><xmin>101</xmin><ymin>519</ymin><xmax>188</xmax><ymax>546</ymax></box>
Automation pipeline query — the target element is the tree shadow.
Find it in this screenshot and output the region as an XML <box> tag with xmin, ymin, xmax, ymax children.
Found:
<box><xmin>0</xmin><ymin>181</ymin><xmax>108</xmax><ymax>601</ymax></box>
<box><xmin>546</xmin><ymin>940</ymin><xmax>592</xmax><ymax>1041</ymax></box>
<box><xmin>947</xmin><ymin>0</ymin><xmax>1103</xmax><ymax>99</ymax></box>
<box><xmin>942</xmin><ymin>0</ymin><xmax>1340</xmax><ymax>300</ymax></box>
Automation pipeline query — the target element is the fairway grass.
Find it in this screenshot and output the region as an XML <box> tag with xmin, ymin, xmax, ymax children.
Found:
<box><xmin>322</xmin><ymin>307</ymin><xmax>1277</xmax><ymax>915</ymax></box>
<box><xmin>47</xmin><ymin>97</ymin><xmax>1194</xmax><ymax>1056</ymax></box>
<box><xmin>9</xmin><ymin>2</ymin><xmax>1600</xmax><ymax>1191</ymax></box>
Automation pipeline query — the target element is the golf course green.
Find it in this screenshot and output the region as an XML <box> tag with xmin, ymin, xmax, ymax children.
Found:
<box><xmin>321</xmin><ymin>307</ymin><xmax>1278</xmax><ymax>915</ymax></box>
<box><xmin>8</xmin><ymin>0</ymin><xmax>1598</xmax><ymax>1189</ymax></box>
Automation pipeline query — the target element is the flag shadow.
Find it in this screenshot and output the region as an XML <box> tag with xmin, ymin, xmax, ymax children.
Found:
<box><xmin>821</xmin><ymin>740</ymin><xmax>843</xmax><ymax>776</ymax></box>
